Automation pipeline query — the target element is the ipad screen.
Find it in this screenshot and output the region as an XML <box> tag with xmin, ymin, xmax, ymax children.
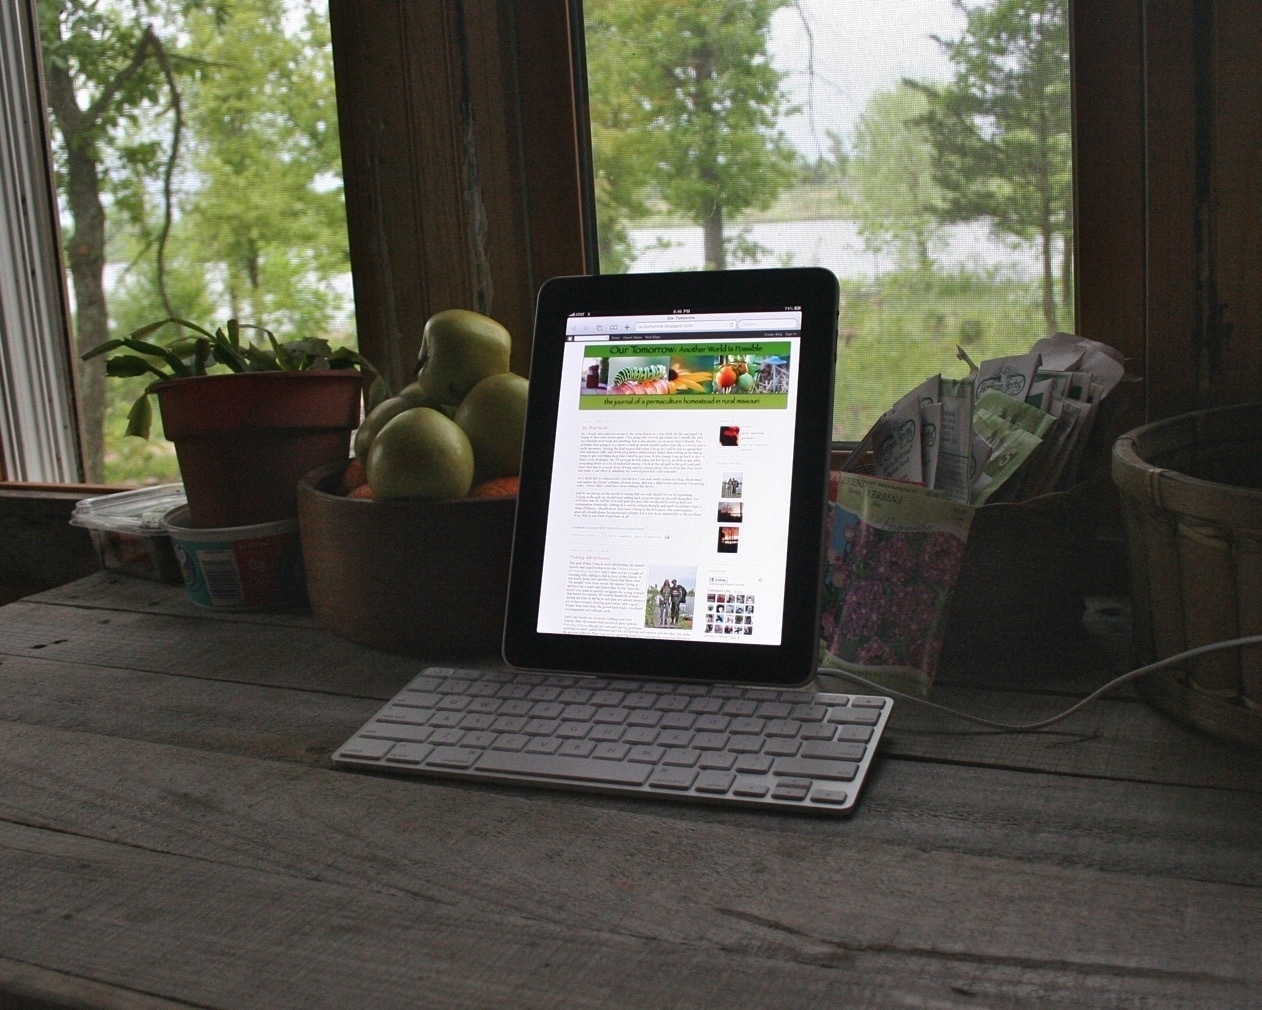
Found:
<box><xmin>504</xmin><ymin>268</ymin><xmax>838</xmax><ymax>685</ymax></box>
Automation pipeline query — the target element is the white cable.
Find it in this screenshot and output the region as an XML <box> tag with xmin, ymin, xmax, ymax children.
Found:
<box><xmin>815</xmin><ymin>634</ymin><xmax>1262</xmax><ymax>733</ymax></box>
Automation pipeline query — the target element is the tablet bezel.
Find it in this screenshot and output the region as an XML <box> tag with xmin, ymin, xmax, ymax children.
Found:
<box><xmin>502</xmin><ymin>267</ymin><xmax>839</xmax><ymax>686</ymax></box>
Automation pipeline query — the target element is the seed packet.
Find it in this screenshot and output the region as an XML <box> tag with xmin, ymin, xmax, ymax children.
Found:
<box><xmin>820</xmin><ymin>472</ymin><xmax>975</xmax><ymax>697</ymax></box>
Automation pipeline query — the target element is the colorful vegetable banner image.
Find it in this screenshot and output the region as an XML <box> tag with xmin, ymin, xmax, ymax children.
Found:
<box><xmin>578</xmin><ymin>342</ymin><xmax>792</xmax><ymax>409</ymax></box>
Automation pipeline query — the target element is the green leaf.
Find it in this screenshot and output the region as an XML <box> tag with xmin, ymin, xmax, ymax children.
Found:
<box><xmin>80</xmin><ymin>338</ymin><xmax>127</xmax><ymax>361</ymax></box>
<box><xmin>123</xmin><ymin>394</ymin><xmax>153</xmax><ymax>440</ymax></box>
<box><xmin>118</xmin><ymin>338</ymin><xmax>193</xmax><ymax>377</ymax></box>
<box><xmin>104</xmin><ymin>355</ymin><xmax>164</xmax><ymax>379</ymax></box>
<box><xmin>163</xmin><ymin>318</ymin><xmax>219</xmax><ymax>342</ymax></box>
<box><xmin>127</xmin><ymin>319</ymin><xmax>175</xmax><ymax>341</ymax></box>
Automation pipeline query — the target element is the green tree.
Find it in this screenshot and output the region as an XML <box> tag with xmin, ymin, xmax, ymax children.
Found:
<box><xmin>585</xmin><ymin>0</ymin><xmax>798</xmax><ymax>271</ymax></box>
<box><xmin>38</xmin><ymin>0</ymin><xmax>192</xmax><ymax>480</ymax></box>
<box><xmin>179</xmin><ymin>0</ymin><xmax>349</xmax><ymax>335</ymax></box>
<box><xmin>850</xmin><ymin>82</ymin><xmax>943</xmax><ymax>274</ymax></box>
<box><xmin>913</xmin><ymin>0</ymin><xmax>1072</xmax><ymax>334</ymax></box>
<box><xmin>583</xmin><ymin>0</ymin><xmax>655</xmax><ymax>273</ymax></box>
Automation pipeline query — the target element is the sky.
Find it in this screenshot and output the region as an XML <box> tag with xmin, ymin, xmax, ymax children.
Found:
<box><xmin>766</xmin><ymin>0</ymin><xmax>966</xmax><ymax>156</ymax></box>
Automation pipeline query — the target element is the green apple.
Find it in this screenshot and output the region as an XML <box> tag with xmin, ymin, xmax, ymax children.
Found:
<box><xmin>353</xmin><ymin>395</ymin><xmax>412</xmax><ymax>460</ymax></box>
<box><xmin>396</xmin><ymin>380</ymin><xmax>457</xmax><ymax>417</ymax></box>
<box><xmin>453</xmin><ymin>372</ymin><xmax>529</xmax><ymax>482</ymax></box>
<box><xmin>366</xmin><ymin>407</ymin><xmax>475</xmax><ymax>500</ymax></box>
<box><xmin>413</xmin><ymin>309</ymin><xmax>512</xmax><ymax>406</ymax></box>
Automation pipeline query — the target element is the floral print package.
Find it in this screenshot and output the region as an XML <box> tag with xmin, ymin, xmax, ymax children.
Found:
<box><xmin>820</xmin><ymin>472</ymin><xmax>974</xmax><ymax>698</ymax></box>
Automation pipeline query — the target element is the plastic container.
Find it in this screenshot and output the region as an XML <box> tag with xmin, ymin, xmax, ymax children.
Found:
<box><xmin>70</xmin><ymin>484</ymin><xmax>187</xmax><ymax>583</ymax></box>
<box><xmin>163</xmin><ymin>505</ymin><xmax>305</xmax><ymax>610</ymax></box>
<box><xmin>1112</xmin><ymin>402</ymin><xmax>1262</xmax><ymax>747</ymax></box>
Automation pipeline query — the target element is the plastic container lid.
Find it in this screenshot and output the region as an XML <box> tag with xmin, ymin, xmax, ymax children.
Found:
<box><xmin>71</xmin><ymin>484</ymin><xmax>188</xmax><ymax>534</ymax></box>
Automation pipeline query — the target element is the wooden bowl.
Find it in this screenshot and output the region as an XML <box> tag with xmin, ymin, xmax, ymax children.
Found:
<box><xmin>297</xmin><ymin>462</ymin><xmax>515</xmax><ymax>656</ymax></box>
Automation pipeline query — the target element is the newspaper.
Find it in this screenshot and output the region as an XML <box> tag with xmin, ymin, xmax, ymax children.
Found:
<box><xmin>820</xmin><ymin>472</ymin><xmax>974</xmax><ymax>697</ymax></box>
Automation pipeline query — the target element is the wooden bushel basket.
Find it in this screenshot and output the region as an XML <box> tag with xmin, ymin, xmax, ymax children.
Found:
<box><xmin>1112</xmin><ymin>402</ymin><xmax>1262</xmax><ymax>747</ymax></box>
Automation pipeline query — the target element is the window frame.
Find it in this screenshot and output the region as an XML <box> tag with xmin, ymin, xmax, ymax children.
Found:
<box><xmin>0</xmin><ymin>0</ymin><xmax>84</xmax><ymax>484</ymax></box>
<box><xmin>0</xmin><ymin>0</ymin><xmax>1216</xmax><ymax>490</ymax></box>
<box><xmin>330</xmin><ymin>0</ymin><xmax>1163</xmax><ymax>429</ymax></box>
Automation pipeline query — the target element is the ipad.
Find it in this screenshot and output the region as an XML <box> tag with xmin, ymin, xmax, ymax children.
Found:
<box><xmin>503</xmin><ymin>267</ymin><xmax>839</xmax><ymax>686</ymax></box>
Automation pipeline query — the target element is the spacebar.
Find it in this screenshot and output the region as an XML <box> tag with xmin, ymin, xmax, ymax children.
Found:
<box><xmin>475</xmin><ymin>751</ymin><xmax>652</xmax><ymax>786</ymax></box>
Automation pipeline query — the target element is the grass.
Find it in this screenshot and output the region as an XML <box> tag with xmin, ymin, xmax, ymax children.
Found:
<box><xmin>832</xmin><ymin>270</ymin><xmax>1054</xmax><ymax>441</ymax></box>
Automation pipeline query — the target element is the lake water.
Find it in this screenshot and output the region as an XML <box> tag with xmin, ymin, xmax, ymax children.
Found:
<box><xmin>627</xmin><ymin>218</ymin><xmax>1043</xmax><ymax>280</ymax></box>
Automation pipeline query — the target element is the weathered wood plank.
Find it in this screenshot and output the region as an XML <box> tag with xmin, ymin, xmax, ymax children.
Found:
<box><xmin>0</xmin><ymin>779</ymin><xmax>1257</xmax><ymax>1010</ymax></box>
<box><xmin>1</xmin><ymin>712</ymin><xmax>1259</xmax><ymax>900</ymax></box>
<box><xmin>0</xmin><ymin>599</ymin><xmax>434</xmax><ymax>699</ymax></box>
<box><xmin>878</xmin><ymin>683</ymin><xmax>1262</xmax><ymax>793</ymax></box>
<box><xmin>1</xmin><ymin>595</ymin><xmax>1254</xmax><ymax>792</ymax></box>
<box><xmin>0</xmin><ymin>956</ymin><xmax>196</xmax><ymax>1010</ymax></box>
<box><xmin>23</xmin><ymin>571</ymin><xmax>321</xmax><ymax>629</ymax></box>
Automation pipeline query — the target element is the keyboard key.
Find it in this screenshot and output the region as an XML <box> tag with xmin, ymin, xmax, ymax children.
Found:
<box><xmin>734</xmin><ymin>754</ymin><xmax>773</xmax><ymax>775</ymax></box>
<box><xmin>802</xmin><ymin>741</ymin><xmax>867</xmax><ymax>762</ymax></box>
<box><xmin>771</xmin><ymin>778</ymin><xmax>810</xmax><ymax>802</ymax></box>
<box><xmin>478</xmin><ymin>750</ymin><xmax>652</xmax><ymax>786</ymax></box>
<box><xmin>732</xmin><ymin>776</ymin><xmax>770</xmax><ymax>798</ymax></box>
<box><xmin>827</xmin><ymin>706</ymin><xmax>881</xmax><ymax>726</ymax></box>
<box><xmin>662</xmin><ymin>748</ymin><xmax>700</xmax><ymax>768</ymax></box>
<box><xmin>695</xmin><ymin>770</ymin><xmax>737</xmax><ymax>794</ymax></box>
<box><xmin>698</xmin><ymin>752</ymin><xmax>737</xmax><ymax>771</ymax></box>
<box><xmin>772</xmin><ymin>758</ymin><xmax>859</xmax><ymax>782</ymax></box>
<box><xmin>763</xmin><ymin>738</ymin><xmax>800</xmax><ymax>757</ymax></box>
<box><xmin>649</xmin><ymin>767</ymin><xmax>698</xmax><ymax>790</ymax></box>
<box><xmin>427</xmin><ymin>746</ymin><xmax>479</xmax><ymax>769</ymax></box>
<box><xmin>851</xmin><ymin>697</ymin><xmax>888</xmax><ymax>709</ymax></box>
<box><xmin>694</xmin><ymin>714</ymin><xmax>731</xmax><ymax>732</ymax></box>
<box><xmin>558</xmin><ymin>739</ymin><xmax>596</xmax><ymax>758</ymax></box>
<box><xmin>808</xmin><ymin>785</ymin><xmax>849</xmax><ymax>806</ymax></box>
<box><xmin>525</xmin><ymin>737</ymin><xmax>562</xmax><ymax>755</ymax></box>
<box><xmin>340</xmin><ymin>738</ymin><xmax>392</xmax><ymax>760</ymax></box>
<box><xmin>593</xmin><ymin>742</ymin><xmax>631</xmax><ymax>761</ymax></box>
<box><xmin>384</xmin><ymin>742</ymin><xmax>431</xmax><ymax>765</ymax></box>
<box><xmin>361</xmin><ymin>722</ymin><xmax>431</xmax><ymax>743</ymax></box>
<box><xmin>628</xmin><ymin>745</ymin><xmax>665</xmax><ymax>764</ymax></box>
<box><xmin>490</xmin><ymin>734</ymin><xmax>529</xmax><ymax>752</ymax></box>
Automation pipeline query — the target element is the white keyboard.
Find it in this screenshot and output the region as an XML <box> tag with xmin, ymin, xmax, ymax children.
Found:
<box><xmin>334</xmin><ymin>667</ymin><xmax>891</xmax><ymax>814</ymax></box>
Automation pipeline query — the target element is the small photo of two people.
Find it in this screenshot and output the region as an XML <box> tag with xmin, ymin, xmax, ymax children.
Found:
<box><xmin>645</xmin><ymin>566</ymin><xmax>697</xmax><ymax>630</ymax></box>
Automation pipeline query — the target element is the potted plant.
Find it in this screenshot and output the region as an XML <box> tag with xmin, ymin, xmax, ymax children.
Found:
<box><xmin>84</xmin><ymin>318</ymin><xmax>387</xmax><ymax>529</ymax></box>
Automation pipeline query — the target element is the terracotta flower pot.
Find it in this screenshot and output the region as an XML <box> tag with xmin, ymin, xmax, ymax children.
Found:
<box><xmin>154</xmin><ymin>371</ymin><xmax>364</xmax><ymax>529</ymax></box>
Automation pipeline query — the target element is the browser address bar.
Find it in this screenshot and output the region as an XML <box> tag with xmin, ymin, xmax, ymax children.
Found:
<box><xmin>634</xmin><ymin>319</ymin><xmax>737</xmax><ymax>332</ymax></box>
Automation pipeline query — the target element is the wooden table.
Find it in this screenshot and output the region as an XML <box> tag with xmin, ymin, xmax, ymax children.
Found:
<box><xmin>1</xmin><ymin>573</ymin><xmax>1258</xmax><ymax>1009</ymax></box>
